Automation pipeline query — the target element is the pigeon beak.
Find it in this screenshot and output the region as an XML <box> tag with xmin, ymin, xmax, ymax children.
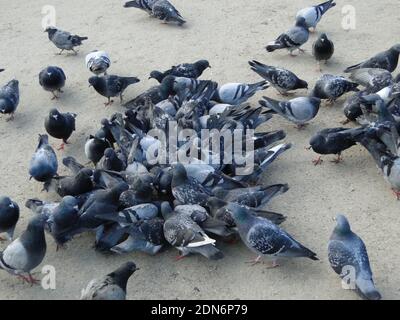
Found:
<box><xmin>9</xmin><ymin>203</ymin><xmax>14</xmax><ymax>208</ymax></box>
<box><xmin>88</xmin><ymin>84</ymin><xmax>92</xmax><ymax>88</ymax></box>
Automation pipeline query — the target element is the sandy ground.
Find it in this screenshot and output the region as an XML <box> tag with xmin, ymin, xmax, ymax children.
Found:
<box><xmin>0</xmin><ymin>0</ymin><xmax>400</xmax><ymax>300</ymax></box>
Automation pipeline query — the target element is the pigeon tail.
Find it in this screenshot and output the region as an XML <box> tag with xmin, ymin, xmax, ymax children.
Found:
<box><xmin>189</xmin><ymin>244</ymin><xmax>224</xmax><ymax>260</ymax></box>
<box><xmin>266</xmin><ymin>41</ymin><xmax>284</xmax><ymax>52</ymax></box>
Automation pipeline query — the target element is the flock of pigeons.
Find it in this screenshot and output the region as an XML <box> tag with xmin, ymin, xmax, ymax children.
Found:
<box><xmin>0</xmin><ymin>0</ymin><xmax>397</xmax><ymax>300</ymax></box>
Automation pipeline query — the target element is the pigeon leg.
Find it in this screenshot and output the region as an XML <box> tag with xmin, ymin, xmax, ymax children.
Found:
<box><xmin>326</xmin><ymin>99</ymin><xmax>336</xmax><ymax>106</ymax></box>
<box><xmin>28</xmin><ymin>273</ymin><xmax>40</xmax><ymax>285</ymax></box>
<box><xmin>330</xmin><ymin>154</ymin><xmax>343</xmax><ymax>164</ymax></box>
<box><xmin>58</xmin><ymin>89</ymin><xmax>64</xmax><ymax>93</ymax></box>
<box><xmin>340</xmin><ymin>118</ymin><xmax>351</xmax><ymax>125</ymax></box>
<box><xmin>312</xmin><ymin>156</ymin><xmax>323</xmax><ymax>166</ymax></box>
<box><xmin>104</xmin><ymin>97</ymin><xmax>114</xmax><ymax>107</ymax></box>
<box><xmin>72</xmin><ymin>49</ymin><xmax>78</xmax><ymax>55</ymax></box>
<box><xmin>298</xmin><ymin>48</ymin><xmax>306</xmax><ymax>54</ymax></box>
<box><xmin>296</xmin><ymin>123</ymin><xmax>308</xmax><ymax>130</ymax></box>
<box><xmin>392</xmin><ymin>189</ymin><xmax>400</xmax><ymax>200</ymax></box>
<box><xmin>120</xmin><ymin>93</ymin><xmax>124</xmax><ymax>103</ymax></box>
<box><xmin>289</xmin><ymin>50</ymin><xmax>297</xmax><ymax>57</ymax></box>
<box><xmin>245</xmin><ymin>255</ymin><xmax>262</xmax><ymax>266</ymax></box>
<box><xmin>309</xmin><ymin>27</ymin><xmax>316</xmax><ymax>33</ymax></box>
<box><xmin>264</xmin><ymin>259</ymin><xmax>280</xmax><ymax>269</ymax></box>
<box><xmin>0</xmin><ymin>235</ymin><xmax>7</xmax><ymax>241</ymax></box>
<box><xmin>6</xmin><ymin>113</ymin><xmax>14</xmax><ymax>122</ymax></box>
<box><xmin>316</xmin><ymin>61</ymin><xmax>322</xmax><ymax>72</ymax></box>
<box><xmin>57</xmin><ymin>49</ymin><xmax>64</xmax><ymax>55</ymax></box>
<box><xmin>51</xmin><ymin>92</ymin><xmax>59</xmax><ymax>100</ymax></box>
<box><xmin>17</xmin><ymin>274</ymin><xmax>31</xmax><ymax>284</ymax></box>
<box><xmin>175</xmin><ymin>255</ymin><xmax>186</xmax><ymax>261</ymax></box>
<box><xmin>57</xmin><ymin>142</ymin><xmax>65</xmax><ymax>151</ymax></box>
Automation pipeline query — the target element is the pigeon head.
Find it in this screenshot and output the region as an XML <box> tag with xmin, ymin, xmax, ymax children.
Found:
<box><xmin>0</xmin><ymin>98</ymin><xmax>15</xmax><ymax>114</ymax></box>
<box><xmin>226</xmin><ymin>203</ymin><xmax>250</xmax><ymax>223</ymax></box>
<box><xmin>26</xmin><ymin>215</ymin><xmax>47</xmax><ymax>231</ymax></box>
<box><xmin>77</xmin><ymin>168</ymin><xmax>94</xmax><ymax>182</ymax></box>
<box><xmin>297</xmin><ymin>79</ymin><xmax>309</xmax><ymax>90</ymax></box>
<box><xmin>49</xmin><ymin>108</ymin><xmax>61</xmax><ymax>120</ymax></box>
<box><xmin>25</xmin><ymin>198</ymin><xmax>44</xmax><ymax>211</ymax></box>
<box><xmin>295</xmin><ymin>17</ymin><xmax>307</xmax><ymax>28</ymax></box>
<box><xmin>88</xmin><ymin>76</ymin><xmax>101</xmax><ymax>88</ymax></box>
<box><xmin>108</xmin><ymin>261</ymin><xmax>139</xmax><ymax>292</ymax></box>
<box><xmin>171</xmin><ymin>163</ymin><xmax>188</xmax><ymax>186</ymax></box>
<box><xmin>205</xmin><ymin>197</ymin><xmax>227</xmax><ymax>211</ymax></box>
<box><xmin>309</xmin><ymin>133</ymin><xmax>324</xmax><ymax>149</ymax></box>
<box><xmin>110</xmin><ymin>182</ymin><xmax>130</xmax><ymax>198</ymax></box>
<box><xmin>104</xmin><ymin>148</ymin><xmax>116</xmax><ymax>160</ymax></box>
<box><xmin>0</xmin><ymin>196</ymin><xmax>14</xmax><ymax>208</ymax></box>
<box><xmin>318</xmin><ymin>33</ymin><xmax>329</xmax><ymax>42</ymax></box>
<box><xmin>333</xmin><ymin>214</ymin><xmax>351</xmax><ymax>235</ymax></box>
<box><xmin>149</xmin><ymin>71</ymin><xmax>164</xmax><ymax>82</ymax></box>
<box><xmin>391</xmin><ymin>44</ymin><xmax>400</xmax><ymax>53</ymax></box>
<box><xmin>7</xmin><ymin>79</ymin><xmax>19</xmax><ymax>89</ymax></box>
<box><xmin>38</xmin><ymin>134</ymin><xmax>50</xmax><ymax>147</ymax></box>
<box><xmin>195</xmin><ymin>60</ymin><xmax>211</xmax><ymax>71</ymax></box>
<box><xmin>59</xmin><ymin>196</ymin><xmax>79</xmax><ymax>210</ymax></box>
<box><xmin>160</xmin><ymin>76</ymin><xmax>176</xmax><ymax>94</ymax></box>
<box><xmin>44</xmin><ymin>27</ymin><xmax>57</xmax><ymax>33</ymax></box>
<box><xmin>161</xmin><ymin>201</ymin><xmax>174</xmax><ymax>219</ymax></box>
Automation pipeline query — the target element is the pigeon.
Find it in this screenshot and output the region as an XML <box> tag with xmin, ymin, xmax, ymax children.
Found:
<box><xmin>26</xmin><ymin>196</ymin><xmax>79</xmax><ymax>248</ymax></box>
<box><xmin>227</xmin><ymin>202</ymin><xmax>318</xmax><ymax>267</ymax></box>
<box><xmin>89</xmin><ymin>75</ymin><xmax>140</xmax><ymax>106</ymax></box>
<box><xmin>259</xmin><ymin>96</ymin><xmax>321</xmax><ymax>128</ymax></box>
<box><xmin>309</xmin><ymin>127</ymin><xmax>364</xmax><ymax>165</ymax></box>
<box><xmin>171</xmin><ymin>163</ymin><xmax>213</xmax><ymax>205</ymax></box>
<box><xmin>86</xmin><ymin>50</ymin><xmax>111</xmax><ymax>75</ymax></box>
<box><xmin>43</xmin><ymin>168</ymin><xmax>94</xmax><ymax>197</ymax></box>
<box><xmin>80</xmin><ymin>261</ymin><xmax>139</xmax><ymax>300</ymax></box>
<box><xmin>44</xmin><ymin>108</ymin><xmax>77</xmax><ymax>150</ymax></box>
<box><xmin>213</xmin><ymin>81</ymin><xmax>269</xmax><ymax>105</ymax></box>
<box><xmin>151</xmin><ymin>0</ymin><xmax>186</xmax><ymax>25</ymax></box>
<box><xmin>312</xmin><ymin>33</ymin><xmax>334</xmax><ymax>71</ymax></box>
<box><xmin>85</xmin><ymin>132</ymin><xmax>112</xmax><ymax>165</ymax></box>
<box><xmin>39</xmin><ymin>66</ymin><xmax>66</xmax><ymax>100</ymax></box>
<box><xmin>344</xmin><ymin>44</ymin><xmax>400</xmax><ymax>73</ymax></box>
<box><xmin>249</xmin><ymin>60</ymin><xmax>308</xmax><ymax>95</ymax></box>
<box><xmin>111</xmin><ymin>218</ymin><xmax>165</xmax><ymax>255</ymax></box>
<box><xmin>213</xmin><ymin>184</ymin><xmax>289</xmax><ymax>209</ymax></box>
<box><xmin>0</xmin><ymin>196</ymin><xmax>19</xmax><ymax>241</ymax></box>
<box><xmin>124</xmin><ymin>76</ymin><xmax>176</xmax><ymax>108</ymax></box>
<box><xmin>44</xmin><ymin>27</ymin><xmax>88</xmax><ymax>55</ymax></box>
<box><xmin>97</xmin><ymin>148</ymin><xmax>127</xmax><ymax>172</ymax></box>
<box><xmin>310</xmin><ymin>74</ymin><xmax>359</xmax><ymax>103</ymax></box>
<box><xmin>149</xmin><ymin>60</ymin><xmax>211</xmax><ymax>83</ymax></box>
<box><xmin>349</xmin><ymin>68</ymin><xmax>394</xmax><ymax>93</ymax></box>
<box><xmin>124</xmin><ymin>0</ymin><xmax>158</xmax><ymax>15</ymax></box>
<box><xmin>77</xmin><ymin>183</ymin><xmax>129</xmax><ymax>230</ymax></box>
<box><xmin>161</xmin><ymin>202</ymin><xmax>224</xmax><ymax>260</ymax></box>
<box><xmin>0</xmin><ymin>216</ymin><xmax>47</xmax><ymax>284</ymax></box>
<box><xmin>296</xmin><ymin>0</ymin><xmax>336</xmax><ymax>31</ymax></box>
<box><xmin>29</xmin><ymin>134</ymin><xmax>58</xmax><ymax>182</ymax></box>
<box><xmin>266</xmin><ymin>17</ymin><xmax>310</xmax><ymax>55</ymax></box>
<box><xmin>328</xmin><ymin>215</ymin><xmax>381</xmax><ymax>300</ymax></box>
<box><xmin>0</xmin><ymin>79</ymin><xmax>19</xmax><ymax>121</ymax></box>
<box><xmin>0</xmin><ymin>69</ymin><xmax>4</xmax><ymax>72</ymax></box>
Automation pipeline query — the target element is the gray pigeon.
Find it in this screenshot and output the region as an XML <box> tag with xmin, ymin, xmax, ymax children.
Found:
<box><xmin>151</xmin><ymin>0</ymin><xmax>186</xmax><ymax>25</ymax></box>
<box><xmin>89</xmin><ymin>75</ymin><xmax>140</xmax><ymax>106</ymax></box>
<box><xmin>26</xmin><ymin>196</ymin><xmax>79</xmax><ymax>248</ymax></box>
<box><xmin>227</xmin><ymin>202</ymin><xmax>318</xmax><ymax>267</ymax></box>
<box><xmin>259</xmin><ymin>96</ymin><xmax>321</xmax><ymax>128</ymax></box>
<box><xmin>266</xmin><ymin>17</ymin><xmax>310</xmax><ymax>55</ymax></box>
<box><xmin>249</xmin><ymin>60</ymin><xmax>308</xmax><ymax>95</ymax></box>
<box><xmin>39</xmin><ymin>66</ymin><xmax>66</xmax><ymax>100</ymax></box>
<box><xmin>85</xmin><ymin>51</ymin><xmax>111</xmax><ymax>76</ymax></box>
<box><xmin>328</xmin><ymin>215</ymin><xmax>381</xmax><ymax>300</ymax></box>
<box><xmin>296</xmin><ymin>0</ymin><xmax>336</xmax><ymax>30</ymax></box>
<box><xmin>171</xmin><ymin>163</ymin><xmax>213</xmax><ymax>205</ymax></box>
<box><xmin>310</xmin><ymin>74</ymin><xmax>359</xmax><ymax>103</ymax></box>
<box><xmin>0</xmin><ymin>79</ymin><xmax>19</xmax><ymax>121</ymax></box>
<box><xmin>349</xmin><ymin>68</ymin><xmax>394</xmax><ymax>93</ymax></box>
<box><xmin>29</xmin><ymin>134</ymin><xmax>58</xmax><ymax>182</ymax></box>
<box><xmin>344</xmin><ymin>44</ymin><xmax>400</xmax><ymax>73</ymax></box>
<box><xmin>0</xmin><ymin>216</ymin><xmax>47</xmax><ymax>284</ymax></box>
<box><xmin>124</xmin><ymin>0</ymin><xmax>158</xmax><ymax>14</ymax></box>
<box><xmin>81</xmin><ymin>261</ymin><xmax>139</xmax><ymax>300</ymax></box>
<box><xmin>111</xmin><ymin>218</ymin><xmax>165</xmax><ymax>255</ymax></box>
<box><xmin>161</xmin><ymin>202</ymin><xmax>224</xmax><ymax>260</ymax></box>
<box><xmin>213</xmin><ymin>81</ymin><xmax>269</xmax><ymax>105</ymax></box>
<box><xmin>44</xmin><ymin>27</ymin><xmax>88</xmax><ymax>55</ymax></box>
<box><xmin>0</xmin><ymin>196</ymin><xmax>19</xmax><ymax>241</ymax></box>
<box><xmin>84</xmin><ymin>131</ymin><xmax>112</xmax><ymax>165</ymax></box>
